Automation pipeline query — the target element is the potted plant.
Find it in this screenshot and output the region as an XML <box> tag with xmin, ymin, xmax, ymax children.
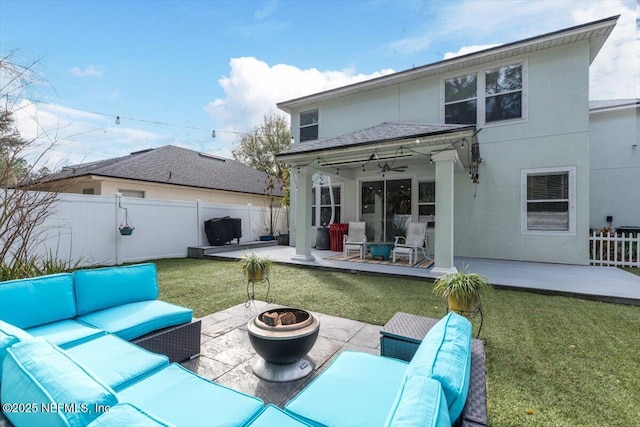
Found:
<box><xmin>241</xmin><ymin>252</ymin><xmax>274</xmax><ymax>282</ymax></box>
<box><xmin>432</xmin><ymin>267</ymin><xmax>491</xmax><ymax>313</ymax></box>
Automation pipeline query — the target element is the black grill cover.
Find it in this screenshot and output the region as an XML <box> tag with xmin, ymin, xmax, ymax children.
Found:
<box><xmin>205</xmin><ymin>217</ymin><xmax>242</xmax><ymax>246</ymax></box>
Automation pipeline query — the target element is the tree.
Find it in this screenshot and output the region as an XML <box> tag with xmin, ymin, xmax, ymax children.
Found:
<box><xmin>232</xmin><ymin>111</ymin><xmax>291</xmax><ymax>180</ymax></box>
<box><xmin>232</xmin><ymin>111</ymin><xmax>292</xmax><ymax>234</ymax></box>
<box><xmin>1</xmin><ymin>52</ymin><xmax>76</xmax><ymax>279</ymax></box>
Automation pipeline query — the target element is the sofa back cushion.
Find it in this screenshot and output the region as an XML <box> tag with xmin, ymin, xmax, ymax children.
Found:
<box><xmin>74</xmin><ymin>263</ymin><xmax>159</xmax><ymax>315</ymax></box>
<box><xmin>405</xmin><ymin>312</ymin><xmax>472</xmax><ymax>423</ymax></box>
<box><xmin>0</xmin><ymin>321</ymin><xmax>33</xmax><ymax>381</ymax></box>
<box><xmin>384</xmin><ymin>373</ymin><xmax>451</xmax><ymax>427</ymax></box>
<box><xmin>0</xmin><ymin>273</ymin><xmax>76</xmax><ymax>328</ymax></box>
<box><xmin>1</xmin><ymin>338</ymin><xmax>118</xmax><ymax>427</ymax></box>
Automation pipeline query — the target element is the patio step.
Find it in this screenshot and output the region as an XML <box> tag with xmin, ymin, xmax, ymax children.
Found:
<box><xmin>187</xmin><ymin>241</ymin><xmax>278</xmax><ymax>258</ymax></box>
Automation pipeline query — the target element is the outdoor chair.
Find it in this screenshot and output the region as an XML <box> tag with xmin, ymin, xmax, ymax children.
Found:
<box><xmin>392</xmin><ymin>222</ymin><xmax>429</xmax><ymax>264</ymax></box>
<box><xmin>343</xmin><ymin>222</ymin><xmax>367</xmax><ymax>259</ymax></box>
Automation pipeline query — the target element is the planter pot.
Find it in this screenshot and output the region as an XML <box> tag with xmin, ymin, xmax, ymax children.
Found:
<box><xmin>277</xmin><ymin>234</ymin><xmax>290</xmax><ymax>246</ymax></box>
<box><xmin>119</xmin><ymin>226</ymin><xmax>134</xmax><ymax>236</ymax></box>
<box><xmin>246</xmin><ymin>269</ymin><xmax>266</xmax><ymax>282</ymax></box>
<box><xmin>447</xmin><ymin>295</ymin><xmax>477</xmax><ymax>314</ymax></box>
<box><xmin>260</xmin><ymin>235</ymin><xmax>275</xmax><ymax>241</ymax></box>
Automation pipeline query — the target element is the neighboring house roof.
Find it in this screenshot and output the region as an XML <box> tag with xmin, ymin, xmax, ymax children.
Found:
<box><xmin>589</xmin><ymin>99</ymin><xmax>640</xmax><ymax>113</ymax></box>
<box><xmin>46</xmin><ymin>145</ymin><xmax>283</xmax><ymax>196</ymax></box>
<box><xmin>278</xmin><ymin>16</ymin><xmax>618</xmax><ymax>112</ymax></box>
<box><xmin>277</xmin><ymin>122</ymin><xmax>475</xmax><ymax>157</ymax></box>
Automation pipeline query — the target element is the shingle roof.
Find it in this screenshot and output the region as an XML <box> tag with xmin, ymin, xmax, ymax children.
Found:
<box><xmin>277</xmin><ymin>122</ymin><xmax>475</xmax><ymax>157</ymax></box>
<box><xmin>49</xmin><ymin>145</ymin><xmax>282</xmax><ymax>196</ymax></box>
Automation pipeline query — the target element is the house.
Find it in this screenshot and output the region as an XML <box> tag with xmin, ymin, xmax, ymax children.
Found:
<box><xmin>276</xmin><ymin>16</ymin><xmax>620</xmax><ymax>273</ymax></box>
<box><xmin>589</xmin><ymin>99</ymin><xmax>640</xmax><ymax>229</ymax></box>
<box><xmin>35</xmin><ymin>145</ymin><xmax>283</xmax><ymax>205</ymax></box>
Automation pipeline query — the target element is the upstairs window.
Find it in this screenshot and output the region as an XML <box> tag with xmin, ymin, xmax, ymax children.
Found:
<box><xmin>119</xmin><ymin>189</ymin><xmax>145</xmax><ymax>198</ymax></box>
<box><xmin>300</xmin><ymin>109</ymin><xmax>319</xmax><ymax>142</ymax></box>
<box><xmin>444</xmin><ymin>74</ymin><xmax>477</xmax><ymax>124</ymax></box>
<box><xmin>443</xmin><ymin>62</ymin><xmax>526</xmax><ymax>126</ymax></box>
<box><xmin>485</xmin><ymin>64</ymin><xmax>523</xmax><ymax>122</ymax></box>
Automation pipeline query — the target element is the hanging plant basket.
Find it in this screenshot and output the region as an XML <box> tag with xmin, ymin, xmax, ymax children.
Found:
<box><xmin>119</xmin><ymin>226</ymin><xmax>134</xmax><ymax>236</ymax></box>
<box><xmin>118</xmin><ymin>200</ymin><xmax>135</xmax><ymax>236</ymax></box>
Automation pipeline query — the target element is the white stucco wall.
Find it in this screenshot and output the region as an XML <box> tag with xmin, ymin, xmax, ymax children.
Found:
<box><xmin>286</xmin><ymin>41</ymin><xmax>593</xmax><ymax>264</ymax></box>
<box><xmin>589</xmin><ymin>106</ymin><xmax>640</xmax><ymax>228</ymax></box>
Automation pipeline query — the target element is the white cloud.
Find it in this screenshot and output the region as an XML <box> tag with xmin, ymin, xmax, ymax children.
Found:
<box><xmin>68</xmin><ymin>65</ymin><xmax>103</xmax><ymax>77</ymax></box>
<box><xmin>11</xmin><ymin>100</ymin><xmax>170</xmax><ymax>168</ymax></box>
<box><xmin>443</xmin><ymin>44</ymin><xmax>501</xmax><ymax>60</ymax></box>
<box><xmin>204</xmin><ymin>57</ymin><xmax>395</xmax><ymax>154</ymax></box>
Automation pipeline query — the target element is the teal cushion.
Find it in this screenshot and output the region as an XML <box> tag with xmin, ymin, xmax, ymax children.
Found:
<box><xmin>86</xmin><ymin>403</ymin><xmax>174</xmax><ymax>427</ymax></box>
<box><xmin>67</xmin><ymin>334</ymin><xmax>169</xmax><ymax>391</ymax></box>
<box><xmin>0</xmin><ymin>321</ymin><xmax>33</xmax><ymax>380</ymax></box>
<box><xmin>384</xmin><ymin>373</ymin><xmax>451</xmax><ymax>427</ymax></box>
<box><xmin>248</xmin><ymin>404</ymin><xmax>312</xmax><ymax>427</ymax></box>
<box><xmin>77</xmin><ymin>300</ymin><xmax>192</xmax><ymax>340</ymax></box>
<box><xmin>0</xmin><ymin>273</ymin><xmax>76</xmax><ymax>328</ymax></box>
<box><xmin>27</xmin><ymin>319</ymin><xmax>104</xmax><ymax>348</ymax></box>
<box><xmin>405</xmin><ymin>312</ymin><xmax>472</xmax><ymax>423</ymax></box>
<box><xmin>1</xmin><ymin>338</ymin><xmax>118</xmax><ymax>427</ymax></box>
<box><xmin>285</xmin><ymin>351</ymin><xmax>408</xmax><ymax>427</ymax></box>
<box><xmin>74</xmin><ymin>263</ymin><xmax>159</xmax><ymax>315</ymax></box>
<box><xmin>118</xmin><ymin>363</ymin><xmax>263</xmax><ymax>426</ymax></box>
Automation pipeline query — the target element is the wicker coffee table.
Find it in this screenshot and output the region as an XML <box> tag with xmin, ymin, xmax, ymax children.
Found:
<box><xmin>380</xmin><ymin>312</ymin><xmax>487</xmax><ymax>427</ymax></box>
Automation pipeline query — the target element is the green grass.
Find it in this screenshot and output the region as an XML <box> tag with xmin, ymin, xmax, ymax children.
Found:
<box><xmin>155</xmin><ymin>258</ymin><xmax>640</xmax><ymax>426</ymax></box>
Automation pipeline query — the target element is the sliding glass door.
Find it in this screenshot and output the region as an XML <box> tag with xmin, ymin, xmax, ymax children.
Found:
<box><xmin>361</xmin><ymin>179</ymin><xmax>411</xmax><ymax>242</ymax></box>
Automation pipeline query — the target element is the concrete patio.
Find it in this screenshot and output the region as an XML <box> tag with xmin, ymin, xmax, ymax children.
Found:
<box><xmin>199</xmin><ymin>245</ymin><xmax>640</xmax><ymax>306</ymax></box>
<box><xmin>181</xmin><ymin>300</ymin><xmax>381</xmax><ymax>407</ymax></box>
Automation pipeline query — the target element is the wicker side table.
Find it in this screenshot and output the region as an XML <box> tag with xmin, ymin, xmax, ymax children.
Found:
<box><xmin>133</xmin><ymin>320</ymin><xmax>201</xmax><ymax>363</ymax></box>
<box><xmin>380</xmin><ymin>312</ymin><xmax>487</xmax><ymax>427</ymax></box>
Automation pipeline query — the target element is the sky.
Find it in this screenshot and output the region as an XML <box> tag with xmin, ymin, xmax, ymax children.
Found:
<box><xmin>0</xmin><ymin>0</ymin><xmax>638</xmax><ymax>169</ymax></box>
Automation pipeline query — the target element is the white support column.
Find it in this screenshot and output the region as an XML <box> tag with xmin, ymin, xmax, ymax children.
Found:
<box><xmin>293</xmin><ymin>169</ymin><xmax>315</xmax><ymax>261</ymax></box>
<box><xmin>196</xmin><ymin>199</ymin><xmax>202</xmax><ymax>246</ymax></box>
<box><xmin>431</xmin><ymin>150</ymin><xmax>461</xmax><ymax>275</ymax></box>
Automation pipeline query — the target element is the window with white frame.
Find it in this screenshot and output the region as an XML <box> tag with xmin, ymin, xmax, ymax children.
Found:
<box><xmin>418</xmin><ymin>181</ymin><xmax>436</xmax><ymax>226</ymax></box>
<box><xmin>311</xmin><ymin>185</ymin><xmax>341</xmax><ymax>226</ymax></box>
<box><xmin>299</xmin><ymin>109</ymin><xmax>319</xmax><ymax>142</ymax></box>
<box><xmin>521</xmin><ymin>166</ymin><xmax>576</xmax><ymax>235</ymax></box>
<box><xmin>119</xmin><ymin>189</ymin><xmax>145</xmax><ymax>198</ymax></box>
<box><xmin>444</xmin><ymin>62</ymin><xmax>525</xmax><ymax>125</ymax></box>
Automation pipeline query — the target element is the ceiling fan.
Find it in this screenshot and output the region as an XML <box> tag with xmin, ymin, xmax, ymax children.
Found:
<box><xmin>378</xmin><ymin>162</ymin><xmax>407</xmax><ymax>174</ymax></box>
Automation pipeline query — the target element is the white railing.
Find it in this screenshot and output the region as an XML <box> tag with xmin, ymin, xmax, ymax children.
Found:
<box><xmin>590</xmin><ymin>231</ymin><xmax>640</xmax><ymax>268</ymax></box>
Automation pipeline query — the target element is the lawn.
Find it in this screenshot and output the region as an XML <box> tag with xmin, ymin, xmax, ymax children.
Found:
<box><xmin>155</xmin><ymin>258</ymin><xmax>640</xmax><ymax>427</ymax></box>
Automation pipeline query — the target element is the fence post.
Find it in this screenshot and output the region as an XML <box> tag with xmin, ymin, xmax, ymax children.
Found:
<box><xmin>247</xmin><ymin>203</ymin><xmax>253</xmax><ymax>241</ymax></box>
<box><xmin>196</xmin><ymin>199</ymin><xmax>202</xmax><ymax>246</ymax></box>
<box><xmin>115</xmin><ymin>193</ymin><xmax>123</xmax><ymax>265</ymax></box>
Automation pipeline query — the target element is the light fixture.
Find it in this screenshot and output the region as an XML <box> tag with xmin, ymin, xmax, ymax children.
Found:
<box><xmin>415</xmin><ymin>138</ymin><xmax>421</xmax><ymax>144</ymax></box>
<box><xmin>211</xmin><ymin>130</ymin><xmax>216</xmax><ymax>138</ymax></box>
<box><xmin>115</xmin><ymin>116</ymin><xmax>120</xmax><ymax>125</ymax></box>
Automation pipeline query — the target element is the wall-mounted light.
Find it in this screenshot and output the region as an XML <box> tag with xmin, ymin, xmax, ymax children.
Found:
<box><xmin>115</xmin><ymin>116</ymin><xmax>120</xmax><ymax>125</ymax></box>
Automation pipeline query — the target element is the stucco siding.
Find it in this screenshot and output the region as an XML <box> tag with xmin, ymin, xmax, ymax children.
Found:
<box><xmin>589</xmin><ymin>107</ymin><xmax>640</xmax><ymax>228</ymax></box>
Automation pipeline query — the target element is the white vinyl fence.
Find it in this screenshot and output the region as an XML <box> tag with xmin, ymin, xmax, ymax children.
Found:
<box><xmin>5</xmin><ymin>191</ymin><xmax>287</xmax><ymax>267</ymax></box>
<box><xmin>589</xmin><ymin>231</ymin><xmax>640</xmax><ymax>268</ymax></box>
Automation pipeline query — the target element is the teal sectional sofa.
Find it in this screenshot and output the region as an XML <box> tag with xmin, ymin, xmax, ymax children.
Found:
<box><xmin>1</xmin><ymin>263</ymin><xmax>478</xmax><ymax>426</ymax></box>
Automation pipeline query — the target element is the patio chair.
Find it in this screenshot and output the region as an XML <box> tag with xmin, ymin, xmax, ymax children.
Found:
<box><xmin>392</xmin><ymin>222</ymin><xmax>429</xmax><ymax>264</ymax></box>
<box><xmin>343</xmin><ymin>222</ymin><xmax>367</xmax><ymax>258</ymax></box>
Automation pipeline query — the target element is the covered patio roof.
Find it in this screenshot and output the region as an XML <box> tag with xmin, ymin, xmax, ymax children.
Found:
<box><xmin>276</xmin><ymin>122</ymin><xmax>477</xmax><ymax>178</ymax></box>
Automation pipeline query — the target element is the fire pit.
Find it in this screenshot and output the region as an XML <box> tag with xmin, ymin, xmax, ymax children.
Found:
<box><xmin>247</xmin><ymin>308</ymin><xmax>320</xmax><ymax>382</ymax></box>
